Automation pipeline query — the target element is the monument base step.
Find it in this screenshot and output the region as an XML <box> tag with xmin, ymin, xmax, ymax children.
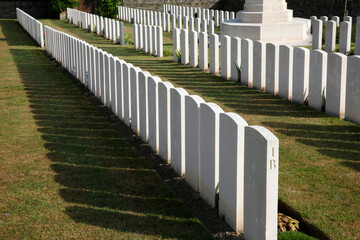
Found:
<box><xmin>220</xmin><ymin>18</ymin><xmax>312</xmax><ymax>46</ymax></box>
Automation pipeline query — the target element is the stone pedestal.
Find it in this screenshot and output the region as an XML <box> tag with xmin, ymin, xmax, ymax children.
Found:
<box><xmin>221</xmin><ymin>0</ymin><xmax>311</xmax><ymax>46</ymax></box>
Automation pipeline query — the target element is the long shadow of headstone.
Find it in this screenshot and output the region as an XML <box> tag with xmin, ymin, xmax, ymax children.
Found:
<box><xmin>3</xmin><ymin>19</ymin><xmax>212</xmax><ymax>239</ymax></box>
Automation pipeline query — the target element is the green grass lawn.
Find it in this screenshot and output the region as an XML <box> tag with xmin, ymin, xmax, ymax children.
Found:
<box><xmin>0</xmin><ymin>19</ymin><xmax>212</xmax><ymax>239</ymax></box>
<box><xmin>40</xmin><ymin>19</ymin><xmax>360</xmax><ymax>240</ymax></box>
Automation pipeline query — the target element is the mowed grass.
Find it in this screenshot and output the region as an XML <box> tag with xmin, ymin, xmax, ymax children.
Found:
<box><xmin>0</xmin><ymin>19</ymin><xmax>212</xmax><ymax>239</ymax></box>
<box><xmin>41</xmin><ymin>19</ymin><xmax>360</xmax><ymax>240</ymax></box>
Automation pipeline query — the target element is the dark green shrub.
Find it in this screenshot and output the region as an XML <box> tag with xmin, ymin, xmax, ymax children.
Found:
<box><xmin>96</xmin><ymin>0</ymin><xmax>121</xmax><ymax>19</ymax></box>
<box><xmin>49</xmin><ymin>0</ymin><xmax>79</xmax><ymax>18</ymax></box>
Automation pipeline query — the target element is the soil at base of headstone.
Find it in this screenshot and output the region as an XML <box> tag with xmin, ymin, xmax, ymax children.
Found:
<box><xmin>44</xmin><ymin>51</ymin><xmax>242</xmax><ymax>240</ymax></box>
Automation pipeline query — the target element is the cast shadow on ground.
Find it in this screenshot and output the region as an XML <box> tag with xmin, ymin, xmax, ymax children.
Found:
<box><xmin>5</xmin><ymin>19</ymin><xmax>212</xmax><ymax>239</ymax></box>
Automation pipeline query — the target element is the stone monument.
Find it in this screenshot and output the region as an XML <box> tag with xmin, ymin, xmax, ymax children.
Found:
<box><xmin>221</xmin><ymin>0</ymin><xmax>311</xmax><ymax>45</ymax></box>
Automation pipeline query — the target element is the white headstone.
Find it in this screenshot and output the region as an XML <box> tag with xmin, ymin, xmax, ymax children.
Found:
<box><xmin>265</xmin><ymin>43</ymin><xmax>279</xmax><ymax>95</ymax></box>
<box><xmin>292</xmin><ymin>47</ymin><xmax>310</xmax><ymax>104</ymax></box>
<box><xmin>221</xmin><ymin>35</ymin><xmax>231</xmax><ymax>80</ymax></box>
<box><xmin>244</xmin><ymin>126</ymin><xmax>279</xmax><ymax>240</ymax></box>
<box><xmin>210</xmin><ymin>34</ymin><xmax>220</xmax><ymax>74</ymax></box>
<box><xmin>308</xmin><ymin>50</ymin><xmax>327</xmax><ymax>111</ymax></box>
<box><xmin>355</xmin><ymin>17</ymin><xmax>360</xmax><ymax>55</ymax></box>
<box><xmin>241</xmin><ymin>39</ymin><xmax>253</xmax><ymax>87</ymax></box>
<box><xmin>326</xmin><ymin>53</ymin><xmax>347</xmax><ymax>119</ymax></box>
<box><xmin>116</xmin><ymin>59</ymin><xmax>125</xmax><ymax>120</ymax></box>
<box><xmin>143</xmin><ymin>25</ymin><xmax>148</xmax><ymax>53</ymax></box>
<box><xmin>171</xmin><ymin>14</ymin><xmax>176</xmax><ymax>30</ymax></box>
<box><xmin>190</xmin><ymin>30</ymin><xmax>199</xmax><ymax>68</ymax></box>
<box><xmin>209</xmin><ymin>20</ymin><xmax>215</xmax><ymax>35</ymax></box>
<box><xmin>120</xmin><ymin>22</ymin><xmax>124</xmax><ymax>45</ymax></box>
<box><xmin>252</xmin><ymin>40</ymin><xmax>265</xmax><ymax>90</ymax></box>
<box><xmin>152</xmin><ymin>26</ymin><xmax>157</xmax><ymax>56</ymax></box>
<box><xmin>195</xmin><ymin>18</ymin><xmax>201</xmax><ymax>32</ymax></box>
<box><xmin>219</xmin><ymin>112</ymin><xmax>248</xmax><ymax>234</ymax></box>
<box><xmin>173</xmin><ymin>28</ymin><xmax>181</xmax><ymax>63</ymax></box>
<box><xmin>325</xmin><ymin>20</ymin><xmax>336</xmax><ymax>53</ymax></box>
<box><xmin>181</xmin><ymin>29</ymin><xmax>189</xmax><ymax>64</ymax></box>
<box><xmin>331</xmin><ymin>16</ymin><xmax>340</xmax><ymax>27</ymax></box>
<box><xmin>202</xmin><ymin>19</ymin><xmax>208</xmax><ymax>33</ymax></box>
<box><xmin>110</xmin><ymin>56</ymin><xmax>117</xmax><ymax>112</ymax></box>
<box><xmin>215</xmin><ymin>10</ymin><xmax>219</xmax><ymax>27</ymax></box>
<box><xmin>231</xmin><ymin>37</ymin><xmax>241</xmax><ymax>82</ymax></box>
<box><xmin>339</xmin><ymin>21</ymin><xmax>351</xmax><ymax>54</ymax></box>
<box><xmin>278</xmin><ymin>45</ymin><xmax>294</xmax><ymax>100</ymax></box>
<box><xmin>138</xmin><ymin>24</ymin><xmax>143</xmax><ymax>50</ymax></box>
<box><xmin>199</xmin><ymin>103</ymin><xmax>224</xmax><ymax>206</ymax></box>
<box><xmin>178</xmin><ymin>15</ymin><xmax>182</xmax><ymax>29</ymax></box>
<box><xmin>148</xmin><ymin>76</ymin><xmax>162</xmax><ymax>153</ymax></box>
<box><xmin>185</xmin><ymin>95</ymin><xmax>205</xmax><ymax>192</ymax></box>
<box><xmin>147</xmin><ymin>25</ymin><xmax>153</xmax><ymax>54</ymax></box>
<box><xmin>157</xmin><ymin>26</ymin><xmax>163</xmax><ymax>57</ymax></box>
<box><xmin>158</xmin><ymin>81</ymin><xmax>174</xmax><ymax>163</ymax></box>
<box><xmin>130</xmin><ymin>67</ymin><xmax>142</xmax><ymax>135</ymax></box>
<box><xmin>104</xmin><ymin>53</ymin><xmax>111</xmax><ymax>108</ymax></box>
<box><xmin>320</xmin><ymin>16</ymin><xmax>328</xmax><ymax>24</ymax></box>
<box><xmin>312</xmin><ymin>19</ymin><xmax>323</xmax><ymax>50</ymax></box>
<box><xmin>138</xmin><ymin>71</ymin><xmax>151</xmax><ymax>143</ymax></box>
<box><xmin>123</xmin><ymin>63</ymin><xmax>134</xmax><ymax>126</ymax></box>
<box><xmin>133</xmin><ymin>24</ymin><xmax>138</xmax><ymax>49</ymax></box>
<box><xmin>345</xmin><ymin>56</ymin><xmax>360</xmax><ymax>124</ymax></box>
<box><xmin>199</xmin><ymin>32</ymin><xmax>208</xmax><ymax>71</ymax></box>
<box><xmin>170</xmin><ymin>88</ymin><xmax>189</xmax><ymax>177</ymax></box>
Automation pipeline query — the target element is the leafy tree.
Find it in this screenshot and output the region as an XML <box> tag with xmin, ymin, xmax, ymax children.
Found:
<box><xmin>96</xmin><ymin>0</ymin><xmax>121</xmax><ymax>18</ymax></box>
<box><xmin>49</xmin><ymin>0</ymin><xmax>79</xmax><ymax>17</ymax></box>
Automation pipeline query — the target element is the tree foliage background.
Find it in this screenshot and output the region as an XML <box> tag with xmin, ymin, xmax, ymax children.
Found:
<box><xmin>95</xmin><ymin>0</ymin><xmax>121</xmax><ymax>18</ymax></box>
<box><xmin>49</xmin><ymin>0</ymin><xmax>79</xmax><ymax>18</ymax></box>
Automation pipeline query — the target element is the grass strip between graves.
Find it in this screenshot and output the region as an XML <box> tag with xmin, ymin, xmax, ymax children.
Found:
<box><xmin>0</xmin><ymin>19</ymin><xmax>213</xmax><ymax>240</ymax></box>
<box><xmin>40</xmin><ymin>19</ymin><xmax>360</xmax><ymax>240</ymax></box>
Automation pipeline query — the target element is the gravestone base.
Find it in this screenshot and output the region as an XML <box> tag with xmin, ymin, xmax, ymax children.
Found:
<box><xmin>221</xmin><ymin>18</ymin><xmax>312</xmax><ymax>46</ymax></box>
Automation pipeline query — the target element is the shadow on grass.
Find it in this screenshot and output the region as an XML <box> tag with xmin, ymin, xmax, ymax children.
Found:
<box><xmin>262</xmin><ymin>121</ymin><xmax>360</xmax><ymax>171</ymax></box>
<box><xmin>0</xmin><ymin>19</ymin><xmax>39</xmax><ymax>47</ymax></box>
<box><xmin>4</xmin><ymin>19</ymin><xmax>211</xmax><ymax>239</ymax></box>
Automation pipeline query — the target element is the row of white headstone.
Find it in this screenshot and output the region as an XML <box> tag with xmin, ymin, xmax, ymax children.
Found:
<box><xmin>163</xmin><ymin>4</ymin><xmax>235</xmax><ymax>28</ymax></box>
<box><xmin>117</xmin><ymin>6</ymin><xmax>224</xmax><ymax>35</ymax></box>
<box><xmin>16</xmin><ymin>8</ymin><xmax>44</xmax><ymax>47</ymax></box>
<box><xmin>173</xmin><ymin>28</ymin><xmax>360</xmax><ymax>125</ymax></box>
<box><xmin>312</xmin><ymin>15</ymin><xmax>360</xmax><ymax>55</ymax></box>
<box><xmin>67</xmin><ymin>8</ymin><xmax>125</xmax><ymax>45</ymax></box>
<box><xmin>43</xmin><ymin>24</ymin><xmax>280</xmax><ymax>240</ymax></box>
<box><xmin>118</xmin><ymin>6</ymin><xmax>172</xmax><ymax>32</ymax></box>
<box><xmin>133</xmin><ymin>24</ymin><xmax>163</xmax><ymax>57</ymax></box>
